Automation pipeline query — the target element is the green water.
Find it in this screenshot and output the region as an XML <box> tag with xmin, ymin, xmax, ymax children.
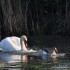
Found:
<box><xmin>0</xmin><ymin>53</ymin><xmax>70</xmax><ymax>70</ymax></box>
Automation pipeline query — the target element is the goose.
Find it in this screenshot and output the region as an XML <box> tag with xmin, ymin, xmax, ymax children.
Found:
<box><xmin>42</xmin><ymin>47</ymin><xmax>58</xmax><ymax>59</ymax></box>
<box><xmin>46</xmin><ymin>47</ymin><xmax>65</xmax><ymax>58</ymax></box>
<box><xmin>50</xmin><ymin>47</ymin><xmax>58</xmax><ymax>58</ymax></box>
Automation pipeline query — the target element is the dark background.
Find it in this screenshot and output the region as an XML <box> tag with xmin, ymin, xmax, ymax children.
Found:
<box><xmin>0</xmin><ymin>0</ymin><xmax>70</xmax><ymax>52</ymax></box>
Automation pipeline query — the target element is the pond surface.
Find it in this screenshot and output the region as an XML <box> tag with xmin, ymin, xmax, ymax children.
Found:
<box><xmin>0</xmin><ymin>52</ymin><xmax>70</xmax><ymax>70</ymax></box>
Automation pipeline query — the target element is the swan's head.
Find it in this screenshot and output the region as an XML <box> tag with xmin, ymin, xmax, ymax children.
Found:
<box><xmin>21</xmin><ymin>35</ymin><xmax>27</xmax><ymax>42</ymax></box>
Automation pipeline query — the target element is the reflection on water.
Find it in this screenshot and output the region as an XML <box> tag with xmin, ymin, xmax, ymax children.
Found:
<box><xmin>0</xmin><ymin>52</ymin><xmax>70</xmax><ymax>70</ymax></box>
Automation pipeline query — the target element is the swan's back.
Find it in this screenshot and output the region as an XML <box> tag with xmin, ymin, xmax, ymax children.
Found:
<box><xmin>0</xmin><ymin>36</ymin><xmax>21</xmax><ymax>51</ymax></box>
<box><xmin>7</xmin><ymin>36</ymin><xmax>20</xmax><ymax>46</ymax></box>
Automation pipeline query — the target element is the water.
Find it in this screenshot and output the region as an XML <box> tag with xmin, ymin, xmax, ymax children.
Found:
<box><xmin>0</xmin><ymin>52</ymin><xmax>70</xmax><ymax>70</ymax></box>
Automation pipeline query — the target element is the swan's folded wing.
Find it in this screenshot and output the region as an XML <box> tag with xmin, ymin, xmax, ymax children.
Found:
<box><xmin>7</xmin><ymin>37</ymin><xmax>21</xmax><ymax>51</ymax></box>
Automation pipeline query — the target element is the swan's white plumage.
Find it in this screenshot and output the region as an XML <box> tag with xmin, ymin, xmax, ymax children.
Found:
<box><xmin>0</xmin><ymin>36</ymin><xmax>37</xmax><ymax>53</ymax></box>
<box><xmin>0</xmin><ymin>36</ymin><xmax>28</xmax><ymax>63</ymax></box>
<box><xmin>0</xmin><ymin>36</ymin><xmax>21</xmax><ymax>51</ymax></box>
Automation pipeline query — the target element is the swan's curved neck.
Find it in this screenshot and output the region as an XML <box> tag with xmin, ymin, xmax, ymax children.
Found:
<box><xmin>20</xmin><ymin>38</ymin><xmax>27</xmax><ymax>51</ymax></box>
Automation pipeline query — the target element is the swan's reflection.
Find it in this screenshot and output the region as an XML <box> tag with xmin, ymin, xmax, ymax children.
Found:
<box><xmin>0</xmin><ymin>54</ymin><xmax>28</xmax><ymax>63</ymax></box>
<box><xmin>0</xmin><ymin>54</ymin><xmax>29</xmax><ymax>70</ymax></box>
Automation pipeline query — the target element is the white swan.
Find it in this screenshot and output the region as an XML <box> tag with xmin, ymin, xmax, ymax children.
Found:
<box><xmin>0</xmin><ymin>35</ymin><xmax>28</xmax><ymax>52</ymax></box>
<box><xmin>0</xmin><ymin>35</ymin><xmax>29</xmax><ymax>63</ymax></box>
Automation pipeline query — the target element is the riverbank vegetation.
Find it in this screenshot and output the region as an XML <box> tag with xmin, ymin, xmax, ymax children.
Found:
<box><xmin>0</xmin><ymin>0</ymin><xmax>70</xmax><ymax>39</ymax></box>
<box><xmin>0</xmin><ymin>0</ymin><xmax>70</xmax><ymax>51</ymax></box>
